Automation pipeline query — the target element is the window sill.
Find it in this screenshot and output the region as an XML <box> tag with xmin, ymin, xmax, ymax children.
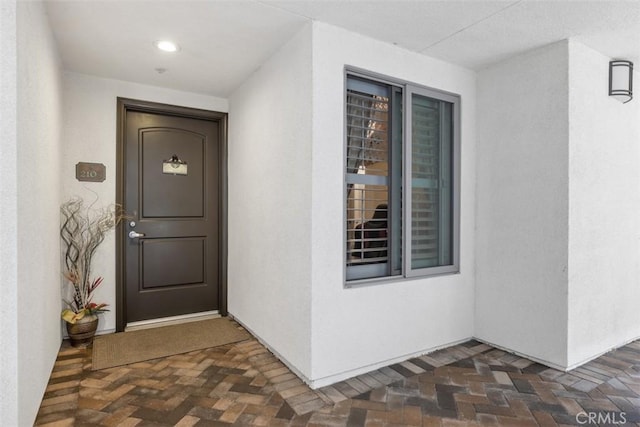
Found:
<box><xmin>344</xmin><ymin>269</ymin><xmax>461</xmax><ymax>289</ymax></box>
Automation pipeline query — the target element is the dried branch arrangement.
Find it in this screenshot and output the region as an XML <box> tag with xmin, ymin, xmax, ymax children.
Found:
<box><xmin>60</xmin><ymin>197</ymin><xmax>125</xmax><ymax>323</ymax></box>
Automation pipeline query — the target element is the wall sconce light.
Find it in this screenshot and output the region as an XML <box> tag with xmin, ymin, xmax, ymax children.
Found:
<box><xmin>609</xmin><ymin>60</ymin><xmax>633</xmax><ymax>103</ymax></box>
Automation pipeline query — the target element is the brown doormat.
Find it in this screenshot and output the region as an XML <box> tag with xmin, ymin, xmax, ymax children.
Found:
<box><xmin>92</xmin><ymin>317</ymin><xmax>250</xmax><ymax>370</ymax></box>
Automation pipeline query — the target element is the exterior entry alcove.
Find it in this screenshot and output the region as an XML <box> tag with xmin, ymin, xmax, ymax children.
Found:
<box><xmin>6</xmin><ymin>2</ymin><xmax>640</xmax><ymax>425</ymax></box>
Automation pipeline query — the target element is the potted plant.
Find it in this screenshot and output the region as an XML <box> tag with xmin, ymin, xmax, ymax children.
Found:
<box><xmin>60</xmin><ymin>197</ymin><xmax>124</xmax><ymax>347</ymax></box>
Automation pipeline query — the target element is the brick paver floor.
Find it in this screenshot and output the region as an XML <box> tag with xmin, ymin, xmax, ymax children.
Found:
<box><xmin>35</xmin><ymin>320</ymin><xmax>640</xmax><ymax>426</ymax></box>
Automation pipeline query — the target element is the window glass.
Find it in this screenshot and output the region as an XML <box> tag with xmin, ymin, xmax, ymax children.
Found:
<box><xmin>345</xmin><ymin>73</ymin><xmax>459</xmax><ymax>283</ymax></box>
<box><xmin>345</xmin><ymin>78</ymin><xmax>391</xmax><ymax>279</ymax></box>
<box><xmin>410</xmin><ymin>94</ymin><xmax>453</xmax><ymax>269</ymax></box>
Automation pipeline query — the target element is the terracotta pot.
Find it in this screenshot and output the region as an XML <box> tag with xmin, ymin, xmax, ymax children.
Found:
<box><xmin>66</xmin><ymin>314</ymin><xmax>98</xmax><ymax>348</ymax></box>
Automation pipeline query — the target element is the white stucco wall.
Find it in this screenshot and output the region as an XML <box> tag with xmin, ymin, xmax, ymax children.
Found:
<box><xmin>567</xmin><ymin>41</ymin><xmax>640</xmax><ymax>367</ymax></box>
<box><xmin>309</xmin><ymin>22</ymin><xmax>476</xmax><ymax>386</ymax></box>
<box><xmin>228</xmin><ymin>24</ymin><xmax>313</xmax><ymax>377</ymax></box>
<box><xmin>13</xmin><ymin>1</ymin><xmax>64</xmax><ymax>424</ymax></box>
<box><xmin>62</xmin><ymin>72</ymin><xmax>228</xmax><ymax>333</ymax></box>
<box><xmin>476</xmin><ymin>41</ymin><xmax>570</xmax><ymax>368</ymax></box>
<box><xmin>0</xmin><ymin>1</ymin><xmax>19</xmax><ymax>424</ymax></box>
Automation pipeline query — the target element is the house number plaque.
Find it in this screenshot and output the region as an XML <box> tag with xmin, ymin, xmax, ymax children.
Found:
<box><xmin>75</xmin><ymin>162</ymin><xmax>106</xmax><ymax>182</ymax></box>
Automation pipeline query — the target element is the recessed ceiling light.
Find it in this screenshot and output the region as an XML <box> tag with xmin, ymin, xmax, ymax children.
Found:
<box><xmin>154</xmin><ymin>40</ymin><xmax>180</xmax><ymax>53</ymax></box>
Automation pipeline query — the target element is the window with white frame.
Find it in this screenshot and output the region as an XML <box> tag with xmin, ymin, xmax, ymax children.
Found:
<box><xmin>345</xmin><ymin>72</ymin><xmax>460</xmax><ymax>283</ymax></box>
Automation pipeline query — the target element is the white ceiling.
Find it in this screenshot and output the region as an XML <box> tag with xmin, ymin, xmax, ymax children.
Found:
<box><xmin>43</xmin><ymin>0</ymin><xmax>640</xmax><ymax>97</ymax></box>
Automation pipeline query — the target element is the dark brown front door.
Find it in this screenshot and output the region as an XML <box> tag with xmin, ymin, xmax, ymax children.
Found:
<box><xmin>118</xmin><ymin>99</ymin><xmax>225</xmax><ymax>327</ymax></box>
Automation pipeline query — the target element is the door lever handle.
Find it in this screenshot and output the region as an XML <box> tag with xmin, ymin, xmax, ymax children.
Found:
<box><xmin>128</xmin><ymin>231</ymin><xmax>146</xmax><ymax>239</ymax></box>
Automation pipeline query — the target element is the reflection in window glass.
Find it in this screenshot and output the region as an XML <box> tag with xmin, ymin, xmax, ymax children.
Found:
<box><xmin>346</xmin><ymin>79</ymin><xmax>390</xmax><ymax>276</ymax></box>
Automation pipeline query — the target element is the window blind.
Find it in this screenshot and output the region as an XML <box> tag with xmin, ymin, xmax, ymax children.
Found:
<box><xmin>345</xmin><ymin>79</ymin><xmax>391</xmax><ymax>277</ymax></box>
<box><xmin>410</xmin><ymin>93</ymin><xmax>453</xmax><ymax>270</ymax></box>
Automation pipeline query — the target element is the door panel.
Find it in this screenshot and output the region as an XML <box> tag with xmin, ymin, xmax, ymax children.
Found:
<box><xmin>124</xmin><ymin>110</ymin><xmax>219</xmax><ymax>323</ymax></box>
<box><xmin>141</xmin><ymin>128</ymin><xmax>205</xmax><ymax>218</ymax></box>
<box><xmin>141</xmin><ymin>238</ymin><xmax>205</xmax><ymax>288</ymax></box>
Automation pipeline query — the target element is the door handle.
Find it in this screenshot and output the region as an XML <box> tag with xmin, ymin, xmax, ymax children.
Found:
<box><xmin>128</xmin><ymin>231</ymin><xmax>146</xmax><ymax>239</ymax></box>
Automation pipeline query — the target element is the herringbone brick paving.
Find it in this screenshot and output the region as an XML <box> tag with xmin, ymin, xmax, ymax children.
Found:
<box><xmin>35</xmin><ymin>323</ymin><xmax>640</xmax><ymax>426</ymax></box>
